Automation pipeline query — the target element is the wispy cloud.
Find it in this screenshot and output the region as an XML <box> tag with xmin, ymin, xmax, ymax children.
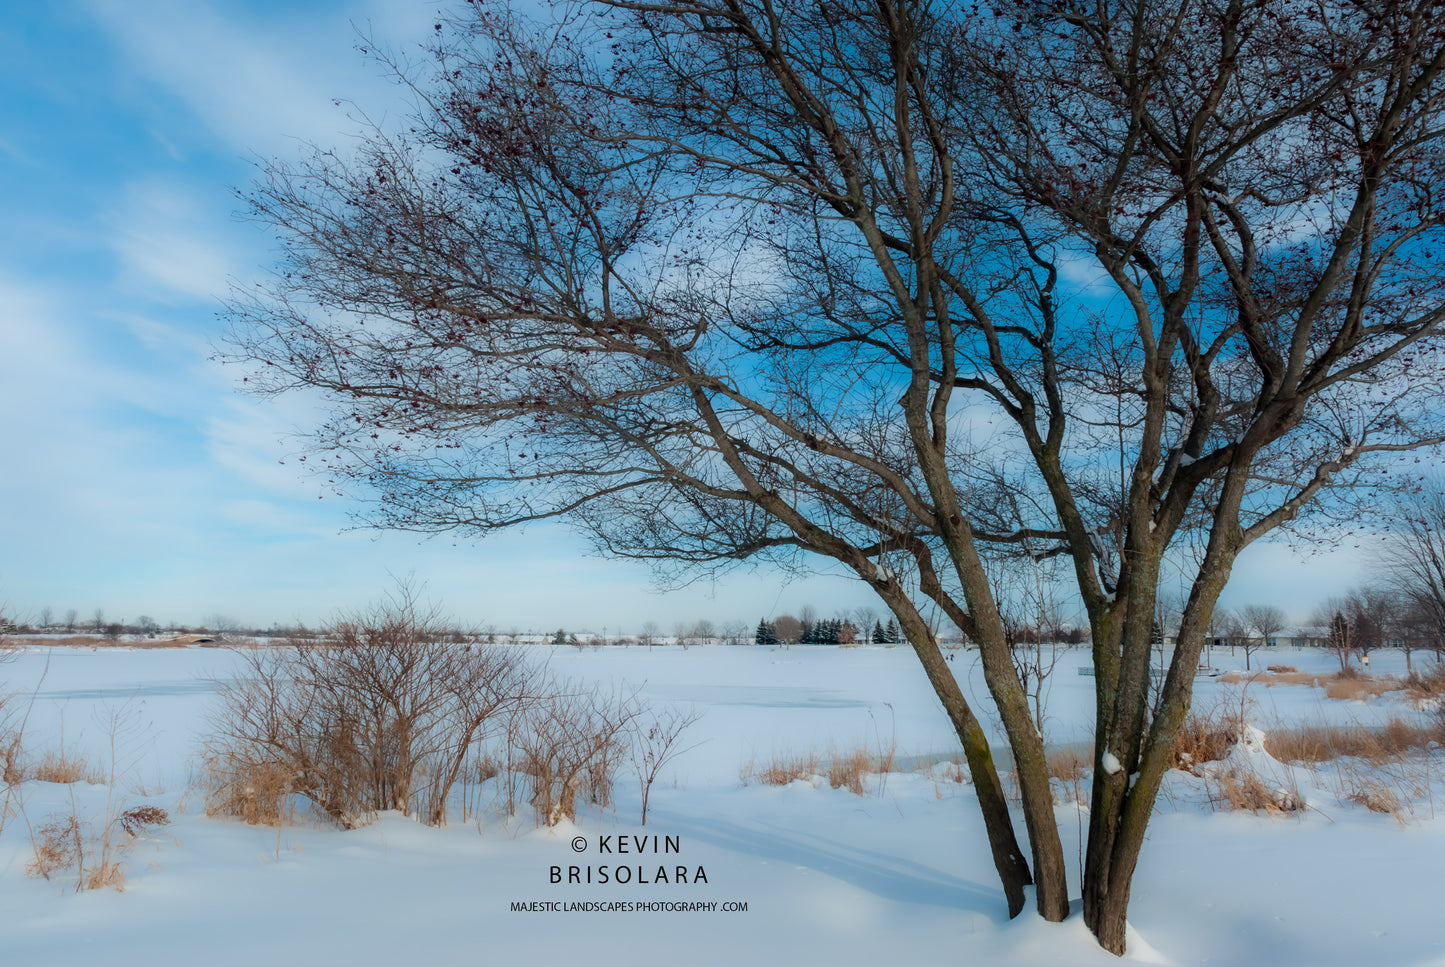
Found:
<box><xmin>83</xmin><ymin>0</ymin><xmax>430</xmax><ymax>153</ymax></box>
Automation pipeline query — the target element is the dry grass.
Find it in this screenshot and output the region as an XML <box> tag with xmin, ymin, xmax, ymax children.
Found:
<box><xmin>25</xmin><ymin>749</ymin><xmax>104</xmax><ymax>785</ymax></box>
<box><xmin>1343</xmin><ymin>778</ymin><xmax>1406</xmax><ymax>823</ymax></box>
<box><xmin>1265</xmin><ymin>717</ymin><xmax>1445</xmax><ymax>764</ymax></box>
<box><xmin>740</xmin><ymin>743</ymin><xmax>898</xmax><ymax>795</ymax></box>
<box><xmin>1324</xmin><ymin>676</ymin><xmax>1400</xmax><ymax>701</ymax></box>
<box><xmin>198</xmin><ymin>754</ymin><xmax>298</xmax><ymax>827</ymax></box>
<box><xmin>1169</xmin><ymin>701</ymin><xmax>1244</xmax><ymax>773</ymax></box>
<box><xmin>1047</xmin><ymin>746</ymin><xmax>1091</xmax><ymax>805</ymax></box>
<box><xmin>740</xmin><ymin>750</ymin><xmax>819</xmax><ymax>786</ymax></box>
<box><xmin>1218</xmin><ymin>669</ymin><xmax>1404</xmax><ymax>702</ymax></box>
<box><xmin>7</xmin><ymin>636</ymin><xmax>189</xmax><ymax>649</ymax></box>
<box><xmin>1403</xmin><ymin>664</ymin><xmax>1445</xmax><ymax>702</ymax></box>
<box><xmin>827</xmin><ymin>747</ymin><xmax>872</xmax><ymax>794</ymax></box>
<box><xmin>1204</xmin><ymin>767</ymin><xmax>1304</xmax><ymax>815</ymax></box>
<box><xmin>935</xmin><ymin>757</ymin><xmax>969</xmax><ymax>784</ymax></box>
<box><xmin>1220</xmin><ymin>670</ymin><xmax>1321</xmax><ymax>687</ymax></box>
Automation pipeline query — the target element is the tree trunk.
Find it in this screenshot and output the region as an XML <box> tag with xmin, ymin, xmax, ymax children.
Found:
<box><xmin>885</xmin><ymin>592</ymin><xmax>1034</xmax><ymax>917</ymax></box>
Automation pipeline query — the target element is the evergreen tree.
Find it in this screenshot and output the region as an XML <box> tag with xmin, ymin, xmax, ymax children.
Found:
<box><xmin>872</xmin><ymin>620</ymin><xmax>886</xmax><ymax>644</ymax></box>
<box><xmin>883</xmin><ymin>618</ymin><xmax>900</xmax><ymax>643</ymax></box>
<box><xmin>754</xmin><ymin>618</ymin><xmax>777</xmax><ymax>646</ymax></box>
<box><xmin>552</xmin><ymin>628</ymin><xmax>567</xmax><ymax>645</ymax></box>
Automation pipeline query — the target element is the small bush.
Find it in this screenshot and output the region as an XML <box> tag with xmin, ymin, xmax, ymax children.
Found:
<box><xmin>1266</xmin><ymin>665</ymin><xmax>1297</xmax><ymax>674</ymax></box>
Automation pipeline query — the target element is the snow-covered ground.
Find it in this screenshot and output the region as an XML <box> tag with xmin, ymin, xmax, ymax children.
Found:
<box><xmin>3</xmin><ymin>643</ymin><xmax>1443</xmax><ymax>966</ymax></box>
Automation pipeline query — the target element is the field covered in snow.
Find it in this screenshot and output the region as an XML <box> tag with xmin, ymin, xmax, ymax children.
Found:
<box><xmin>3</xmin><ymin>642</ymin><xmax>1444</xmax><ymax>966</ymax></box>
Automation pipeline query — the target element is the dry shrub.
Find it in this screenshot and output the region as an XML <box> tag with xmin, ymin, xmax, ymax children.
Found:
<box><xmin>632</xmin><ymin>704</ymin><xmax>704</xmax><ymax>825</ymax></box>
<box><xmin>1266</xmin><ymin>664</ymin><xmax>1298</xmax><ymax>674</ymax></box>
<box><xmin>1</xmin><ymin>725</ymin><xmax>21</xmax><ymax>786</ymax></box>
<box><xmin>473</xmin><ymin>751</ymin><xmax>502</xmax><ymax>783</ymax></box>
<box><xmin>27</xmin><ymin>814</ymin><xmax>82</xmax><ymax>880</ymax></box>
<box><xmin>516</xmin><ymin>682</ymin><xmax>639</xmax><ymax>826</ymax></box>
<box><xmin>25</xmin><ymin>749</ymin><xmax>104</xmax><ymax>785</ymax></box>
<box><xmin>117</xmin><ymin>805</ymin><xmax>169</xmax><ymax>836</ymax></box>
<box><xmin>200</xmin><ymin>584</ymin><xmax>536</xmax><ymax>829</ymax></box>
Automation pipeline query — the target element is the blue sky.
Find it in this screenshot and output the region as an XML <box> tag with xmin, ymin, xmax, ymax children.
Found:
<box><xmin>0</xmin><ymin>0</ymin><xmax>1372</xmax><ymax>632</ymax></box>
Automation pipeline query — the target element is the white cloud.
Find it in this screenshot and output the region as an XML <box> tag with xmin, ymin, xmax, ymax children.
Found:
<box><xmin>106</xmin><ymin>178</ymin><xmax>241</xmax><ymax>302</ymax></box>
<box><xmin>84</xmin><ymin>0</ymin><xmax>431</xmax><ymax>154</ymax></box>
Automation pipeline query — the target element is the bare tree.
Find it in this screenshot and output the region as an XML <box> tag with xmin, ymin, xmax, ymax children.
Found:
<box><xmin>1237</xmin><ymin>605</ymin><xmax>1287</xmax><ymax>672</ymax></box>
<box><xmin>227</xmin><ymin>0</ymin><xmax>1445</xmax><ymax>952</ymax></box>
<box><xmin>720</xmin><ymin>619</ymin><xmax>749</xmax><ymax>647</ymax></box>
<box><xmin>1383</xmin><ymin>485</ymin><xmax>1445</xmax><ymax>666</ymax></box>
<box><xmin>62</xmin><ymin>609</ymin><xmax>76</xmax><ymax>634</ymax></box>
<box><xmin>770</xmin><ymin>615</ymin><xmax>804</xmax><ymax>645</ymax></box>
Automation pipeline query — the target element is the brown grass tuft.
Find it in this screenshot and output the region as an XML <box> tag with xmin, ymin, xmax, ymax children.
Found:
<box><xmin>199</xmin><ymin>754</ymin><xmax>297</xmax><ymax>827</ymax></box>
<box><xmin>827</xmin><ymin>747</ymin><xmax>872</xmax><ymax>794</ymax></box>
<box><xmin>1343</xmin><ymin>778</ymin><xmax>1406</xmax><ymax>824</ymax></box>
<box><xmin>1266</xmin><ymin>664</ymin><xmax>1298</xmax><ymax>674</ymax></box>
<box><xmin>26</xmin><ymin>749</ymin><xmax>104</xmax><ymax>785</ymax></box>
<box><xmin>741</xmin><ymin>750</ymin><xmax>820</xmax><ymax>787</ymax></box>
<box><xmin>1169</xmin><ymin>702</ymin><xmax>1243</xmax><ymax>772</ymax></box>
<box><xmin>1205</xmin><ymin>767</ymin><xmax>1303</xmax><ymax>815</ymax></box>
<box><xmin>1265</xmin><ymin>717</ymin><xmax>1444</xmax><ymax>764</ymax></box>
<box><xmin>1403</xmin><ymin>664</ymin><xmax>1445</xmax><ymax>702</ymax></box>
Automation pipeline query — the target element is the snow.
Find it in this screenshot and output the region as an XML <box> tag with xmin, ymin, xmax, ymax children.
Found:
<box><xmin>1101</xmin><ymin>750</ymin><xmax>1123</xmax><ymax>775</ymax></box>
<box><xmin>3</xmin><ymin>642</ymin><xmax>1445</xmax><ymax>966</ymax></box>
